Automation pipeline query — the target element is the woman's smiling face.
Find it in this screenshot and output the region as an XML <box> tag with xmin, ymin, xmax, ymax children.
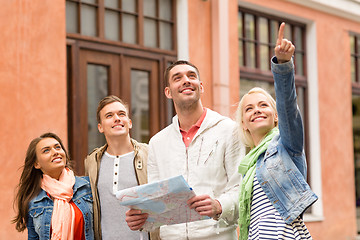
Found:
<box><xmin>34</xmin><ymin>137</ymin><xmax>66</xmax><ymax>179</ymax></box>
<box><xmin>242</xmin><ymin>92</ymin><xmax>278</xmax><ymax>139</ymax></box>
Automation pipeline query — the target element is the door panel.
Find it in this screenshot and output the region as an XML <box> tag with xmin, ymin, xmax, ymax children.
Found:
<box><xmin>121</xmin><ymin>57</ymin><xmax>160</xmax><ymax>141</ymax></box>
<box><xmin>68</xmin><ymin>50</ymin><xmax>165</xmax><ymax>175</ymax></box>
<box><xmin>69</xmin><ymin>50</ymin><xmax>119</xmax><ymax>174</ymax></box>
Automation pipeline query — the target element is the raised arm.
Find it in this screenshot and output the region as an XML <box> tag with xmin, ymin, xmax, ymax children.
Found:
<box><xmin>271</xmin><ymin>22</ymin><xmax>304</xmax><ymax>157</ymax></box>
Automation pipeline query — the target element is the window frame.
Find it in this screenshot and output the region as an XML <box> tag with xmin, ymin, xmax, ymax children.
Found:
<box><xmin>350</xmin><ymin>32</ymin><xmax>360</xmax><ymax>94</ymax></box>
<box><xmin>238</xmin><ymin>7</ymin><xmax>309</xmax><ymax>161</ymax></box>
<box><xmin>238</xmin><ymin>5</ymin><xmax>322</xmax><ymax>214</ymax></box>
<box><xmin>66</xmin><ymin>0</ymin><xmax>177</xmax><ymax>55</ymax></box>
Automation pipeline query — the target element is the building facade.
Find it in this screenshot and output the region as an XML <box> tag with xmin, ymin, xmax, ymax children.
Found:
<box><xmin>1</xmin><ymin>0</ymin><xmax>360</xmax><ymax>239</ymax></box>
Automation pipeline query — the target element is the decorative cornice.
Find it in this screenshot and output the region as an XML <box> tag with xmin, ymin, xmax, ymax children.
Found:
<box><xmin>286</xmin><ymin>0</ymin><xmax>360</xmax><ymax>22</ymax></box>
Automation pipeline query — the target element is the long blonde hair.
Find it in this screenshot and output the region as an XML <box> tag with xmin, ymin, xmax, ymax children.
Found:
<box><xmin>235</xmin><ymin>87</ymin><xmax>278</xmax><ymax>148</ymax></box>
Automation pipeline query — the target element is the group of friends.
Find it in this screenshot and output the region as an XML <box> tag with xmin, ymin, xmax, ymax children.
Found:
<box><xmin>12</xmin><ymin>23</ymin><xmax>317</xmax><ymax>240</ymax></box>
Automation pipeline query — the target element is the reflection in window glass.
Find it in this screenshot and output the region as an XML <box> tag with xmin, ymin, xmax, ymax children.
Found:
<box><xmin>356</xmin><ymin>36</ymin><xmax>360</xmax><ymax>84</ymax></box>
<box><xmin>295</xmin><ymin>27</ymin><xmax>303</xmax><ymax>50</ymax></box>
<box><xmin>104</xmin><ymin>0</ymin><xmax>118</xmax><ymax>9</ymax></box>
<box><xmin>358</xmin><ymin>60</ymin><xmax>360</xmax><ymax>84</ymax></box>
<box><xmin>66</xmin><ymin>1</ymin><xmax>78</xmax><ymax>33</ymax></box>
<box><xmin>122</xmin><ymin>0</ymin><xmax>136</xmax><ymax>12</ymax></box>
<box><xmin>144</xmin><ymin>0</ymin><xmax>156</xmax><ymax>17</ymax></box>
<box><xmin>270</xmin><ymin>20</ymin><xmax>279</xmax><ymax>44</ymax></box>
<box><xmin>122</xmin><ymin>14</ymin><xmax>137</xmax><ymax>44</ymax></box>
<box><xmin>144</xmin><ymin>19</ymin><xmax>157</xmax><ymax>48</ymax></box>
<box><xmin>238</xmin><ymin>12</ymin><xmax>243</xmax><ymax>38</ymax></box>
<box><xmin>352</xmin><ymin>57</ymin><xmax>356</xmax><ymax>83</ymax></box>
<box><xmin>131</xmin><ymin>70</ymin><xmax>150</xmax><ymax>143</ymax></box>
<box><xmin>245</xmin><ymin>42</ymin><xmax>255</xmax><ymax>68</ymax></box>
<box><xmin>105</xmin><ymin>11</ymin><xmax>120</xmax><ymax>41</ymax></box>
<box><xmin>295</xmin><ymin>53</ymin><xmax>304</xmax><ymax>76</ymax></box>
<box><xmin>81</xmin><ymin>5</ymin><xmax>97</xmax><ymax>37</ymax></box>
<box><xmin>260</xmin><ymin>45</ymin><xmax>269</xmax><ymax>71</ymax></box>
<box><xmin>245</xmin><ymin>14</ymin><xmax>255</xmax><ymax>40</ymax></box>
<box><xmin>160</xmin><ymin>22</ymin><xmax>172</xmax><ymax>50</ymax></box>
<box><xmin>238</xmin><ymin>12</ymin><xmax>243</xmax><ymax>67</ymax></box>
<box><xmin>351</xmin><ymin>35</ymin><xmax>355</xmax><ymax>53</ymax></box>
<box><xmin>259</xmin><ymin>17</ymin><xmax>268</xmax><ymax>43</ymax></box>
<box><xmin>284</xmin><ymin>23</ymin><xmax>292</xmax><ymax>40</ymax></box>
<box><xmin>87</xmin><ymin>64</ymin><xmax>108</xmax><ymax>153</ymax></box>
<box><xmin>239</xmin><ymin>41</ymin><xmax>243</xmax><ymax>67</ymax></box>
<box><xmin>296</xmin><ymin>87</ymin><xmax>305</xmax><ymax>123</ymax></box>
<box><xmin>159</xmin><ymin>0</ymin><xmax>172</xmax><ymax>20</ymax></box>
<box><xmin>353</xmin><ymin>95</ymin><xmax>360</xmax><ymax>230</ymax></box>
<box><xmin>350</xmin><ymin>35</ymin><xmax>358</xmax><ymax>83</ymax></box>
<box><xmin>82</xmin><ymin>0</ymin><xmax>96</xmax><ymax>4</ymax></box>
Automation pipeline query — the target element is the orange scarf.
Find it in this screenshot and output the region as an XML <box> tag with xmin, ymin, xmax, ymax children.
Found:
<box><xmin>41</xmin><ymin>168</ymin><xmax>76</xmax><ymax>240</ymax></box>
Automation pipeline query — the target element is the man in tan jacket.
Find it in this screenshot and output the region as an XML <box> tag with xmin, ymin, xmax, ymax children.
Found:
<box><xmin>84</xmin><ymin>95</ymin><xmax>159</xmax><ymax>240</ymax></box>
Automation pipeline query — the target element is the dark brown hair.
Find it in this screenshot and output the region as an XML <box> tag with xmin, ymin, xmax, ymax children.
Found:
<box><xmin>12</xmin><ymin>132</ymin><xmax>71</xmax><ymax>232</ymax></box>
<box><xmin>96</xmin><ymin>95</ymin><xmax>129</xmax><ymax>123</ymax></box>
<box><xmin>164</xmin><ymin>60</ymin><xmax>200</xmax><ymax>87</ymax></box>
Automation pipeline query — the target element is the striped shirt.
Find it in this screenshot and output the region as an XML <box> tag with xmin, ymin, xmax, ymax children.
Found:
<box><xmin>248</xmin><ymin>176</ymin><xmax>313</xmax><ymax>240</ymax></box>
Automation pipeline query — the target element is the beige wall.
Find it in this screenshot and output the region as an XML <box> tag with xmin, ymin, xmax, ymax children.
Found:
<box><xmin>0</xmin><ymin>0</ymin><xmax>67</xmax><ymax>238</ymax></box>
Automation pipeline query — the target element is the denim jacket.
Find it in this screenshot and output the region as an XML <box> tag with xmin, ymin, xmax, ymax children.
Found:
<box><xmin>27</xmin><ymin>176</ymin><xmax>94</xmax><ymax>240</ymax></box>
<box><xmin>256</xmin><ymin>57</ymin><xmax>318</xmax><ymax>224</ymax></box>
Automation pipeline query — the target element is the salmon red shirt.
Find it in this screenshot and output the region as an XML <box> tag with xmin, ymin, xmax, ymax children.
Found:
<box><xmin>180</xmin><ymin>108</ymin><xmax>207</xmax><ymax>148</ymax></box>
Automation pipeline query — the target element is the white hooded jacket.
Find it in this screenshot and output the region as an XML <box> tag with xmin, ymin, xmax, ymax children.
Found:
<box><xmin>148</xmin><ymin>108</ymin><xmax>245</xmax><ymax>240</ymax></box>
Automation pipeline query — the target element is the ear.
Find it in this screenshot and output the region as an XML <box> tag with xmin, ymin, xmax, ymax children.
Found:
<box><xmin>200</xmin><ymin>82</ymin><xmax>204</xmax><ymax>93</ymax></box>
<box><xmin>34</xmin><ymin>161</ymin><xmax>41</xmax><ymax>170</ymax></box>
<box><xmin>128</xmin><ymin>118</ymin><xmax>133</xmax><ymax>130</ymax></box>
<box><xmin>98</xmin><ymin>123</ymin><xmax>104</xmax><ymax>133</ymax></box>
<box><xmin>274</xmin><ymin>113</ymin><xmax>278</xmax><ymax>125</ymax></box>
<box><xmin>242</xmin><ymin>120</ymin><xmax>248</xmax><ymax>131</ymax></box>
<box><xmin>164</xmin><ymin>87</ymin><xmax>172</xmax><ymax>99</ymax></box>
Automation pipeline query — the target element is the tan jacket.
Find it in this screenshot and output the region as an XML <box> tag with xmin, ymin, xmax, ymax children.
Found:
<box><xmin>84</xmin><ymin>138</ymin><xmax>160</xmax><ymax>240</ymax></box>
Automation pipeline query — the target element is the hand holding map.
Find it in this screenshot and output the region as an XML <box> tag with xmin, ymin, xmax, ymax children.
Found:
<box><xmin>116</xmin><ymin>175</ymin><xmax>209</xmax><ymax>232</ymax></box>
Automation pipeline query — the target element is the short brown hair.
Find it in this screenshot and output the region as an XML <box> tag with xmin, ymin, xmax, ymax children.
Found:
<box><xmin>164</xmin><ymin>60</ymin><xmax>200</xmax><ymax>87</ymax></box>
<box><xmin>96</xmin><ymin>95</ymin><xmax>129</xmax><ymax>123</ymax></box>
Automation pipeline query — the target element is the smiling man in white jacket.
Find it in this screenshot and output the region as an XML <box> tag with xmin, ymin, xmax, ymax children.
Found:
<box><xmin>126</xmin><ymin>60</ymin><xmax>245</xmax><ymax>239</ymax></box>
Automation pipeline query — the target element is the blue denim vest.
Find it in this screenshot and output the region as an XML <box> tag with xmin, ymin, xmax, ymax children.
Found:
<box><xmin>256</xmin><ymin>57</ymin><xmax>318</xmax><ymax>224</ymax></box>
<box><xmin>27</xmin><ymin>176</ymin><xmax>94</xmax><ymax>240</ymax></box>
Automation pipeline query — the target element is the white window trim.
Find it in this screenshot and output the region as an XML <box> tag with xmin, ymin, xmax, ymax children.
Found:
<box><xmin>176</xmin><ymin>0</ymin><xmax>189</xmax><ymax>60</ymax></box>
<box><xmin>238</xmin><ymin>0</ymin><xmax>324</xmax><ymax>222</ymax></box>
<box><xmin>286</xmin><ymin>0</ymin><xmax>360</xmax><ymax>23</ymax></box>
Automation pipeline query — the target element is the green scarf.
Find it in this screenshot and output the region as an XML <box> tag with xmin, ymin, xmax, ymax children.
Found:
<box><xmin>238</xmin><ymin>127</ymin><xmax>279</xmax><ymax>240</ymax></box>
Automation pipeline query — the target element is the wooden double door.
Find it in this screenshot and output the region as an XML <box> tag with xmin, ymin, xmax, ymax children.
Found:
<box><xmin>68</xmin><ymin>49</ymin><xmax>173</xmax><ymax>174</ymax></box>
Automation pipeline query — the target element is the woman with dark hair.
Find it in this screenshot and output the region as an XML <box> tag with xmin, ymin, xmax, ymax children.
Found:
<box><xmin>13</xmin><ymin>132</ymin><xmax>94</xmax><ymax>240</ymax></box>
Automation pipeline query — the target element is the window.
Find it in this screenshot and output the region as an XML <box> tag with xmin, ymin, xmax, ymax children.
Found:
<box><xmin>66</xmin><ymin>0</ymin><xmax>176</xmax><ymax>174</ymax></box>
<box><xmin>351</xmin><ymin>32</ymin><xmax>360</xmax><ymax>233</ymax></box>
<box><xmin>351</xmin><ymin>34</ymin><xmax>360</xmax><ymax>92</ymax></box>
<box><xmin>238</xmin><ymin>8</ymin><xmax>309</xmax><ymax>160</ymax></box>
<box><xmin>66</xmin><ymin>0</ymin><xmax>175</xmax><ymax>51</ymax></box>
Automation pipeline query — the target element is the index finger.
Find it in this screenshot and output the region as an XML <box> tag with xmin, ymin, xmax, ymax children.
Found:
<box><xmin>277</xmin><ymin>22</ymin><xmax>285</xmax><ymax>44</ymax></box>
